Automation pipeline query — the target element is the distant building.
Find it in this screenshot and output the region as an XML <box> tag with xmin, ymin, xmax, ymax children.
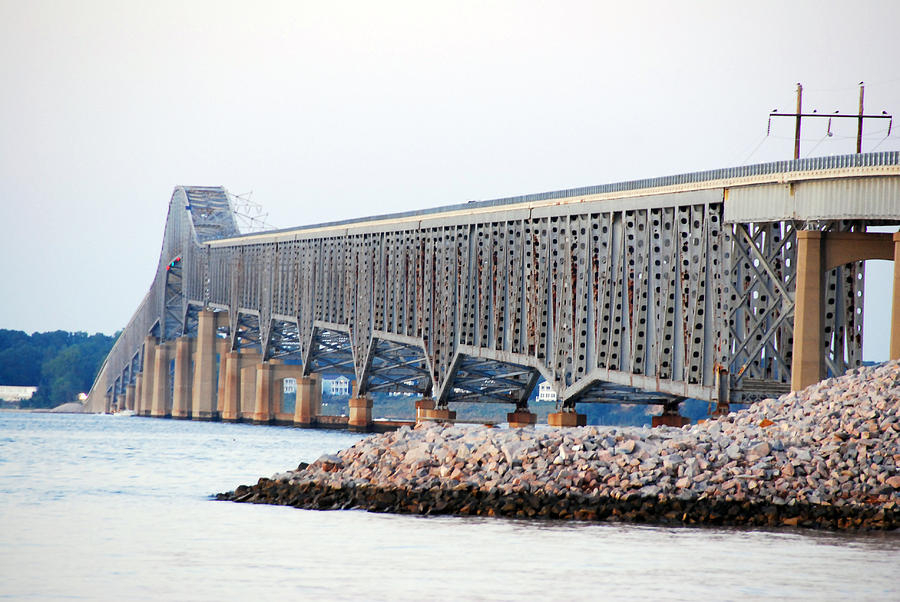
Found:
<box><xmin>388</xmin><ymin>380</ymin><xmax>417</xmax><ymax>397</ymax></box>
<box><xmin>0</xmin><ymin>385</ymin><xmax>38</xmax><ymax>402</ymax></box>
<box><xmin>323</xmin><ymin>376</ymin><xmax>351</xmax><ymax>396</ymax></box>
<box><xmin>283</xmin><ymin>378</ymin><xmax>297</xmax><ymax>394</ymax></box>
<box><xmin>536</xmin><ymin>381</ymin><xmax>557</xmax><ymax>403</ymax></box>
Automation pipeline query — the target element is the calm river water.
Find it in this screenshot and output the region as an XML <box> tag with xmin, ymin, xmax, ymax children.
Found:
<box><xmin>0</xmin><ymin>412</ymin><xmax>897</xmax><ymax>600</ymax></box>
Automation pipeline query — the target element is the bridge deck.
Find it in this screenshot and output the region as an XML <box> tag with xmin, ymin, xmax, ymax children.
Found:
<box><xmin>213</xmin><ymin>152</ymin><xmax>900</xmax><ymax>245</ymax></box>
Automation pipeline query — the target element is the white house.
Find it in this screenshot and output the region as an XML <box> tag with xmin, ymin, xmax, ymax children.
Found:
<box><xmin>323</xmin><ymin>376</ymin><xmax>351</xmax><ymax>396</ymax></box>
<box><xmin>536</xmin><ymin>381</ymin><xmax>558</xmax><ymax>403</ymax></box>
<box><xmin>0</xmin><ymin>385</ymin><xmax>38</xmax><ymax>402</ymax></box>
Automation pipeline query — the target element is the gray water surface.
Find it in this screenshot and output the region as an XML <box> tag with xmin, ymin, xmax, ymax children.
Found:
<box><xmin>0</xmin><ymin>413</ymin><xmax>897</xmax><ymax>600</ymax></box>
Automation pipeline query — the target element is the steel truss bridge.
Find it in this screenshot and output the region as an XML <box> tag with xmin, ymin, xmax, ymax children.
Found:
<box><xmin>86</xmin><ymin>152</ymin><xmax>900</xmax><ymax>423</ymax></box>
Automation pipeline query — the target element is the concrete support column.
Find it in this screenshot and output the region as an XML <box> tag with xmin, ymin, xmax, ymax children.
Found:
<box><xmin>116</xmin><ymin>393</ymin><xmax>126</xmax><ymax>413</ymax></box>
<box><xmin>150</xmin><ymin>342</ymin><xmax>172</xmax><ymax>418</ymax></box>
<box><xmin>191</xmin><ymin>310</ymin><xmax>217</xmax><ymax>420</ymax></box>
<box><xmin>507</xmin><ymin>409</ymin><xmax>537</xmax><ymax>428</ymax></box>
<box><xmin>548</xmin><ymin>411</ymin><xmax>586</xmax><ymax>427</ymax></box>
<box><xmin>252</xmin><ymin>362</ymin><xmax>274</xmax><ymax>423</ymax></box>
<box><xmin>791</xmin><ymin>231</ymin><xmax>824</xmax><ymax>392</ymax></box>
<box><xmin>348</xmin><ymin>397</ymin><xmax>373</xmax><ymax>431</ymax></box>
<box><xmin>293</xmin><ymin>375</ymin><xmax>321</xmax><ymax>426</ymax></box>
<box><xmin>415</xmin><ymin>398</ymin><xmax>435</xmax><ymax>424</ymax></box>
<box><xmin>125</xmin><ymin>384</ymin><xmax>135</xmax><ymax>412</ymax></box>
<box><xmin>892</xmin><ymin>232</ymin><xmax>900</xmax><ymax>360</ymax></box>
<box><xmin>215</xmin><ymin>339</ymin><xmax>229</xmax><ymax>415</ymax></box>
<box><xmin>139</xmin><ymin>336</ymin><xmax>157</xmax><ymax>416</ymax></box>
<box><xmin>134</xmin><ymin>374</ymin><xmax>143</xmax><ymax>415</ymax></box>
<box><xmin>171</xmin><ymin>337</ymin><xmax>193</xmax><ymax>419</ymax></box>
<box><xmin>239</xmin><ymin>356</ymin><xmax>260</xmax><ymax>417</ymax></box>
<box><xmin>221</xmin><ymin>351</ymin><xmax>241</xmax><ymax>421</ymax></box>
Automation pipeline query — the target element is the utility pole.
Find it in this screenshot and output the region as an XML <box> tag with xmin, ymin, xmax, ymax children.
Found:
<box><xmin>768</xmin><ymin>82</ymin><xmax>892</xmax><ymax>159</ymax></box>
<box><xmin>857</xmin><ymin>82</ymin><xmax>865</xmax><ymax>154</ymax></box>
<box><xmin>794</xmin><ymin>83</ymin><xmax>803</xmax><ymax>160</ymax></box>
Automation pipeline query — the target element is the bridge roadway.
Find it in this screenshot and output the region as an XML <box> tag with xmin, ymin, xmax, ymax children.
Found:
<box><xmin>85</xmin><ymin>152</ymin><xmax>900</xmax><ymax>428</ymax></box>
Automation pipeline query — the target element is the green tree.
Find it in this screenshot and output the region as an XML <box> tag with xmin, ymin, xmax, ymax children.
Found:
<box><xmin>0</xmin><ymin>330</ymin><xmax>117</xmax><ymax>408</ymax></box>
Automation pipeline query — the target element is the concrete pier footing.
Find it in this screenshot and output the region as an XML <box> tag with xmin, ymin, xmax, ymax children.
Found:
<box><xmin>421</xmin><ymin>408</ymin><xmax>457</xmax><ymax>422</ymax></box>
<box><xmin>415</xmin><ymin>398</ymin><xmax>435</xmax><ymax>424</ymax></box>
<box><xmin>294</xmin><ymin>375</ymin><xmax>321</xmax><ymax>426</ymax></box>
<box><xmin>652</xmin><ymin>414</ymin><xmax>689</xmax><ymax>428</ymax></box>
<box><xmin>348</xmin><ymin>397</ymin><xmax>373</xmax><ymax>431</ymax></box>
<box><xmin>548</xmin><ymin>412</ymin><xmax>586</xmax><ymax>427</ymax></box>
<box><xmin>507</xmin><ymin>410</ymin><xmax>537</xmax><ymax>428</ymax></box>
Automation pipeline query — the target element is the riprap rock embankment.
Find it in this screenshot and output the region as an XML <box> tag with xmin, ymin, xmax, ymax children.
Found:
<box><xmin>218</xmin><ymin>361</ymin><xmax>900</xmax><ymax>530</ymax></box>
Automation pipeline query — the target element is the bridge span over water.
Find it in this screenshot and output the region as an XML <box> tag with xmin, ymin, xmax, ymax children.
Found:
<box><xmin>86</xmin><ymin>152</ymin><xmax>900</xmax><ymax>428</ymax></box>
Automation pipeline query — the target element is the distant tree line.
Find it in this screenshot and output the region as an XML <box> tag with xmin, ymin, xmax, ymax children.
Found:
<box><xmin>0</xmin><ymin>329</ymin><xmax>116</xmax><ymax>408</ymax></box>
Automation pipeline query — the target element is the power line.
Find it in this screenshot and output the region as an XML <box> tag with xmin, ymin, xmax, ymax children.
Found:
<box><xmin>768</xmin><ymin>82</ymin><xmax>893</xmax><ymax>158</ymax></box>
<box><xmin>739</xmin><ymin>135</ymin><xmax>771</xmax><ymax>164</ymax></box>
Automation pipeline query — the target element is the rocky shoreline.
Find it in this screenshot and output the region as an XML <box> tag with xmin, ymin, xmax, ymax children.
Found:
<box><xmin>217</xmin><ymin>361</ymin><xmax>900</xmax><ymax>531</ymax></box>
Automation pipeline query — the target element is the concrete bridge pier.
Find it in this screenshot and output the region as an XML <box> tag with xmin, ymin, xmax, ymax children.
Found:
<box><xmin>125</xmin><ymin>383</ymin><xmax>135</xmax><ymax>412</ymax></box>
<box><xmin>251</xmin><ymin>361</ymin><xmax>275</xmax><ymax>423</ymax></box>
<box><xmin>507</xmin><ymin>408</ymin><xmax>537</xmax><ymax>428</ymax></box>
<box><xmin>548</xmin><ymin>409</ymin><xmax>586</xmax><ymax>427</ymax></box>
<box><xmin>893</xmin><ymin>232</ymin><xmax>900</xmax><ymax>360</ymax></box>
<box><xmin>293</xmin><ymin>375</ymin><xmax>321</xmax><ymax>426</ymax></box>
<box><xmin>221</xmin><ymin>352</ymin><xmax>241</xmax><ymax>421</ymax></box>
<box><xmin>791</xmin><ymin>231</ymin><xmax>900</xmax><ymax>391</ymax></box>
<box><xmin>133</xmin><ymin>374</ymin><xmax>143</xmax><ymax>415</ymax></box>
<box><xmin>249</xmin><ymin>360</ymin><xmax>302</xmax><ymax>423</ymax></box>
<box><xmin>150</xmin><ymin>342</ymin><xmax>172</xmax><ymax>418</ymax></box>
<box><xmin>139</xmin><ymin>336</ymin><xmax>157</xmax><ymax>416</ymax></box>
<box><xmin>220</xmin><ymin>350</ymin><xmax>262</xmax><ymax>421</ymax></box>
<box><xmin>421</xmin><ymin>404</ymin><xmax>456</xmax><ymax>423</ymax></box>
<box><xmin>414</xmin><ymin>398</ymin><xmax>434</xmax><ymax>424</ymax></box>
<box><xmin>239</xmin><ymin>355</ymin><xmax>262</xmax><ymax>419</ymax></box>
<box><xmin>191</xmin><ymin>310</ymin><xmax>218</xmax><ymax>420</ymax></box>
<box><xmin>348</xmin><ymin>397</ymin><xmax>373</xmax><ymax>431</ymax></box>
<box><xmin>171</xmin><ymin>337</ymin><xmax>193</xmax><ymax>419</ymax></box>
<box><xmin>215</xmin><ymin>338</ymin><xmax>229</xmax><ymax>416</ymax></box>
<box><xmin>652</xmin><ymin>398</ymin><xmax>689</xmax><ymax>428</ymax></box>
<box><xmin>270</xmin><ymin>363</ymin><xmax>303</xmax><ymax>422</ymax></box>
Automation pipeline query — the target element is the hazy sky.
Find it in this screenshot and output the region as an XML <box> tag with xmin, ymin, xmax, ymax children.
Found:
<box><xmin>2</xmin><ymin>1</ymin><xmax>899</xmax><ymax>360</ymax></box>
